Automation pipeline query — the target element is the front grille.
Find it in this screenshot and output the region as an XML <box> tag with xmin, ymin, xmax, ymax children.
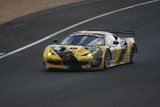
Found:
<box><xmin>47</xmin><ymin>60</ymin><xmax>61</xmax><ymax>65</ymax></box>
<box><xmin>63</xmin><ymin>55</ymin><xmax>79</xmax><ymax>65</ymax></box>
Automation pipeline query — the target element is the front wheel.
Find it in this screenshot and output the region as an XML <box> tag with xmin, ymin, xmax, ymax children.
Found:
<box><xmin>104</xmin><ymin>50</ymin><xmax>111</xmax><ymax>70</ymax></box>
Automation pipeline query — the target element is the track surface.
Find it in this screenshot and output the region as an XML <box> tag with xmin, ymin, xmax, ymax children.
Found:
<box><xmin>0</xmin><ymin>0</ymin><xmax>160</xmax><ymax>107</ymax></box>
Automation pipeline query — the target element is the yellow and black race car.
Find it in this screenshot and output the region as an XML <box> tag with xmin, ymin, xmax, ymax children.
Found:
<box><xmin>43</xmin><ymin>31</ymin><xmax>137</xmax><ymax>71</ymax></box>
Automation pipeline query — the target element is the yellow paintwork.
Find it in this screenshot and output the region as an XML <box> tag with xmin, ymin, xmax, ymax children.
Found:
<box><xmin>43</xmin><ymin>42</ymin><xmax>135</xmax><ymax>70</ymax></box>
<box><xmin>43</xmin><ymin>45</ymin><xmax>96</xmax><ymax>70</ymax></box>
<box><xmin>43</xmin><ymin>32</ymin><xmax>136</xmax><ymax>71</ymax></box>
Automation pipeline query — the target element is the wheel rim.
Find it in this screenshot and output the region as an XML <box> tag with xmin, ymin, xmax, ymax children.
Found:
<box><xmin>105</xmin><ymin>52</ymin><xmax>111</xmax><ymax>68</ymax></box>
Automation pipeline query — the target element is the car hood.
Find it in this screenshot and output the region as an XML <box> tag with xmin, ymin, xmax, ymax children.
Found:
<box><xmin>50</xmin><ymin>45</ymin><xmax>97</xmax><ymax>56</ymax></box>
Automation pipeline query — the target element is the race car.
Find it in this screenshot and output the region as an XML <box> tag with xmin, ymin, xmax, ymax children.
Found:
<box><xmin>43</xmin><ymin>31</ymin><xmax>137</xmax><ymax>71</ymax></box>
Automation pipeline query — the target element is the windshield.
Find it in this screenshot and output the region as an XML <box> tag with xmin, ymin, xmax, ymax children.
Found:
<box><xmin>61</xmin><ymin>34</ymin><xmax>105</xmax><ymax>46</ymax></box>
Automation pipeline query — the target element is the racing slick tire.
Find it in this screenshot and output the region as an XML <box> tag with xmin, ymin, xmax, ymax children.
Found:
<box><xmin>104</xmin><ymin>50</ymin><xmax>111</xmax><ymax>70</ymax></box>
<box><xmin>129</xmin><ymin>45</ymin><xmax>136</xmax><ymax>64</ymax></box>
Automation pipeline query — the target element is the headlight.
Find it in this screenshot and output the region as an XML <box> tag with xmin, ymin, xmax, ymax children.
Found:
<box><xmin>48</xmin><ymin>52</ymin><xmax>52</xmax><ymax>56</ymax></box>
<box><xmin>87</xmin><ymin>53</ymin><xmax>92</xmax><ymax>57</ymax></box>
<box><xmin>48</xmin><ymin>48</ymin><xmax>55</xmax><ymax>56</ymax></box>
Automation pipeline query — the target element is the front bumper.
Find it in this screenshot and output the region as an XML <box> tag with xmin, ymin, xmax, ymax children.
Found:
<box><xmin>43</xmin><ymin>54</ymin><xmax>93</xmax><ymax>70</ymax></box>
<box><xmin>44</xmin><ymin>59</ymin><xmax>92</xmax><ymax>70</ymax></box>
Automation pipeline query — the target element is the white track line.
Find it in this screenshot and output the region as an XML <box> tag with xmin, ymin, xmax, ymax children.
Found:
<box><xmin>0</xmin><ymin>0</ymin><xmax>159</xmax><ymax>59</ymax></box>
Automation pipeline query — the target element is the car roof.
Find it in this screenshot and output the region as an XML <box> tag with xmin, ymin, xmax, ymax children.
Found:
<box><xmin>75</xmin><ymin>31</ymin><xmax>113</xmax><ymax>36</ymax></box>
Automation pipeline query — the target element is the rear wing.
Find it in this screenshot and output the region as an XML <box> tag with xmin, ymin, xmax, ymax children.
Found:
<box><xmin>110</xmin><ymin>31</ymin><xmax>135</xmax><ymax>37</ymax></box>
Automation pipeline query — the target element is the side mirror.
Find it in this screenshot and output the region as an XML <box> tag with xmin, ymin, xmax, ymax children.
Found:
<box><xmin>53</xmin><ymin>39</ymin><xmax>58</xmax><ymax>44</ymax></box>
<box><xmin>113</xmin><ymin>41</ymin><xmax>119</xmax><ymax>45</ymax></box>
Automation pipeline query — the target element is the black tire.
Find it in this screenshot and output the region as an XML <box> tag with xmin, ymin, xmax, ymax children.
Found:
<box><xmin>129</xmin><ymin>45</ymin><xmax>136</xmax><ymax>64</ymax></box>
<box><xmin>104</xmin><ymin>50</ymin><xmax>111</xmax><ymax>70</ymax></box>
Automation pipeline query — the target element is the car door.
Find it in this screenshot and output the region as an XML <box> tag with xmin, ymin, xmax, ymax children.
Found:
<box><xmin>106</xmin><ymin>34</ymin><xmax>119</xmax><ymax>63</ymax></box>
<box><xmin>106</xmin><ymin>34</ymin><xmax>127</xmax><ymax>64</ymax></box>
<box><xmin>115</xmin><ymin>38</ymin><xmax>128</xmax><ymax>63</ymax></box>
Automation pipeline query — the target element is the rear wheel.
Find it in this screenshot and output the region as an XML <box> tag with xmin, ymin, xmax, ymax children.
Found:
<box><xmin>129</xmin><ymin>45</ymin><xmax>136</xmax><ymax>63</ymax></box>
<box><xmin>104</xmin><ymin>50</ymin><xmax>111</xmax><ymax>70</ymax></box>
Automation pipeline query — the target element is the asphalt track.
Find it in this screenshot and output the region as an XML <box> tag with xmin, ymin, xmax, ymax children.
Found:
<box><xmin>0</xmin><ymin>0</ymin><xmax>160</xmax><ymax>107</ymax></box>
